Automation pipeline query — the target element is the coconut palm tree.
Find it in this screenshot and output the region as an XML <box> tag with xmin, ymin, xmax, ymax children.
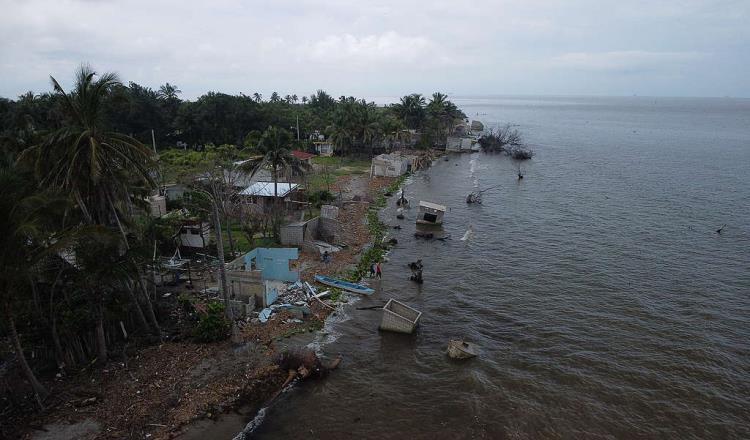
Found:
<box><xmin>239</xmin><ymin>126</ymin><xmax>310</xmax><ymax>208</ymax></box>
<box><xmin>26</xmin><ymin>65</ymin><xmax>156</xmax><ymax>227</ymax></box>
<box><xmin>392</xmin><ymin>94</ymin><xmax>426</xmax><ymax>129</ymax></box>
<box><xmin>252</xmin><ymin>92</ymin><xmax>263</xmax><ymax>103</ymax></box>
<box><xmin>22</xmin><ymin>64</ymin><xmax>159</xmax><ymax>361</ymax></box>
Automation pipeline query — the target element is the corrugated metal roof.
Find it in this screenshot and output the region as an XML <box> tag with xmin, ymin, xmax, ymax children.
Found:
<box><xmin>292</xmin><ymin>150</ymin><xmax>316</xmax><ymax>160</ymax></box>
<box><xmin>419</xmin><ymin>201</ymin><xmax>446</xmax><ymax>211</ymax></box>
<box><xmin>239</xmin><ymin>182</ymin><xmax>299</xmax><ymax>197</ymax></box>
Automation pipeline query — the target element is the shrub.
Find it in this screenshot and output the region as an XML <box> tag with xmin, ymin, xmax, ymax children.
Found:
<box><xmin>308</xmin><ymin>189</ymin><xmax>336</xmax><ymax>208</ymax></box>
<box><xmin>193</xmin><ymin>301</ymin><xmax>230</xmax><ymax>342</ymax></box>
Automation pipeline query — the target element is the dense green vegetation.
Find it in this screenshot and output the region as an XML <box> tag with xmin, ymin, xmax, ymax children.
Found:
<box><xmin>0</xmin><ymin>64</ymin><xmax>464</xmax><ymax>419</ymax></box>
<box><xmin>1</xmin><ymin>78</ymin><xmax>465</xmax><ymax>157</ymax></box>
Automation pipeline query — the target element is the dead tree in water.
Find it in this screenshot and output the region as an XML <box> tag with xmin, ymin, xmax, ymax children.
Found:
<box><xmin>478</xmin><ymin>124</ymin><xmax>533</xmax><ymax>160</ymax></box>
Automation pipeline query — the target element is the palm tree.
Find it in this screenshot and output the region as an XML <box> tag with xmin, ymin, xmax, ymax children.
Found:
<box><xmin>301</xmin><ymin>96</ymin><xmax>308</xmax><ymax>105</ymax></box>
<box><xmin>22</xmin><ymin>64</ymin><xmax>159</xmax><ymax>361</ymax></box>
<box><xmin>239</xmin><ymin>126</ymin><xmax>310</xmax><ymax>213</ymax></box>
<box><xmin>392</xmin><ymin>94</ymin><xmax>426</xmax><ymax>129</ymax></box>
<box><xmin>427</xmin><ymin>92</ymin><xmax>449</xmax><ymax>146</ymax></box>
<box><xmin>252</xmin><ymin>92</ymin><xmax>263</xmax><ymax>103</ymax></box>
<box><xmin>157</xmin><ymin>83</ymin><xmax>181</xmax><ymax>100</ymax></box>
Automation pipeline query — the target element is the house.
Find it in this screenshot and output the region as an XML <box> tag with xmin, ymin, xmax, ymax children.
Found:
<box><xmin>291</xmin><ymin>150</ymin><xmax>316</xmax><ymax>166</ymax></box>
<box><xmin>162</xmin><ymin>183</ymin><xmax>189</xmax><ymax>201</ymax></box>
<box><xmin>370</xmin><ymin>153</ymin><xmax>418</xmax><ymax>177</ymax></box>
<box><xmin>313</xmin><ymin>141</ymin><xmax>334</xmax><ymax>156</ymax></box>
<box><xmin>416</xmin><ymin>201</ymin><xmax>446</xmax><ymax>225</ymax></box>
<box><xmin>243</xmin><ymin>247</ymin><xmax>300</xmax><ymax>282</ymax></box>
<box><xmin>178</xmin><ymin>221</ymin><xmax>211</xmax><ymax>248</ymax></box>
<box><xmin>446</xmin><ymin>136</ymin><xmax>476</xmax><ymax>152</ymax></box>
<box><xmin>238</xmin><ymin>181</ymin><xmax>301</xmax><ymax>211</ymax></box>
<box><xmin>225</xmin><ymin>247</ymin><xmax>300</xmax><ymax>312</ymax></box>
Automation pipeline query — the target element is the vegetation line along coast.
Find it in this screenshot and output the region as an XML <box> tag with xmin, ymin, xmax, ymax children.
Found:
<box><xmin>0</xmin><ymin>64</ymin><xmax>488</xmax><ymax>439</ymax></box>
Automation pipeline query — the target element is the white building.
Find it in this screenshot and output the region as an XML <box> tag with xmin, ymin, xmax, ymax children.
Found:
<box><xmin>179</xmin><ymin>222</ymin><xmax>211</xmax><ymax>248</ymax></box>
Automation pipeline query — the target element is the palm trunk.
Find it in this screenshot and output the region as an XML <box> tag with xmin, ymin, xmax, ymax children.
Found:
<box><xmin>212</xmin><ymin>201</ymin><xmax>233</xmax><ymax>322</ymax></box>
<box><xmin>107</xmin><ymin>191</ymin><xmax>160</xmax><ymax>337</ymax></box>
<box><xmin>225</xmin><ymin>216</ymin><xmax>236</xmax><ymax>256</ymax></box>
<box><xmin>95</xmin><ymin>298</ymin><xmax>107</xmax><ymax>365</ymax></box>
<box><xmin>272</xmin><ymin>167</ymin><xmax>280</xmax><ymax>240</ymax></box>
<box><xmin>136</xmin><ymin>277</ymin><xmax>161</xmax><ymax>337</ymax></box>
<box><xmin>4</xmin><ymin>301</ymin><xmax>48</xmax><ymax>404</ymax></box>
<box><xmin>48</xmin><ymin>270</ymin><xmax>66</xmax><ymax>368</ymax></box>
<box><xmin>126</xmin><ymin>280</ymin><xmax>150</xmax><ymax>333</ymax></box>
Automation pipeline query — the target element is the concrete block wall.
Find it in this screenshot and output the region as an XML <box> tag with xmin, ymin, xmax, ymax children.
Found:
<box><xmin>280</xmin><ymin>223</ymin><xmax>305</xmax><ymax>246</ymax></box>
<box><xmin>319</xmin><ymin>217</ymin><xmax>339</xmax><ymax>243</ymax></box>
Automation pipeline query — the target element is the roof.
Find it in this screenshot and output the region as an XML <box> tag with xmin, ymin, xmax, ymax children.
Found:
<box><xmin>292</xmin><ymin>150</ymin><xmax>316</xmax><ymax>160</ymax></box>
<box><xmin>239</xmin><ymin>182</ymin><xmax>299</xmax><ymax>198</ymax></box>
<box><xmin>419</xmin><ymin>201</ymin><xmax>446</xmax><ymax>212</ymax></box>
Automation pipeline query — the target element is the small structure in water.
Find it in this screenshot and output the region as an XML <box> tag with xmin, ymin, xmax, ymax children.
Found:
<box><xmin>416</xmin><ymin>201</ymin><xmax>446</xmax><ymax>226</ymax></box>
<box><xmin>447</xmin><ymin>340</ymin><xmax>477</xmax><ymax>359</ymax></box>
<box><xmin>380</xmin><ymin>299</ymin><xmax>422</xmax><ymax>334</ymax></box>
<box><xmin>408</xmin><ymin>259</ymin><xmax>423</xmax><ymax>284</ymax></box>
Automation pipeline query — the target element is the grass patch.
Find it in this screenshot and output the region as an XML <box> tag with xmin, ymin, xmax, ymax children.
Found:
<box><xmin>345</xmin><ymin>173</ymin><xmax>409</xmax><ymax>282</ymax></box>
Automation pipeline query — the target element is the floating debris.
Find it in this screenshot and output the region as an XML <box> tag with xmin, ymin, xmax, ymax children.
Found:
<box><xmin>447</xmin><ymin>340</ymin><xmax>477</xmax><ymax>359</ymax></box>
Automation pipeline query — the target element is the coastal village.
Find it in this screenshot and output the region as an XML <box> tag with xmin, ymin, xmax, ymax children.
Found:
<box><xmin>0</xmin><ymin>73</ymin><xmax>532</xmax><ymax>439</ymax></box>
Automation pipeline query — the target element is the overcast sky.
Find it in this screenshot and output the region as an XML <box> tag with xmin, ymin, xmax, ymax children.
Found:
<box><xmin>1</xmin><ymin>0</ymin><xmax>749</xmax><ymax>99</ymax></box>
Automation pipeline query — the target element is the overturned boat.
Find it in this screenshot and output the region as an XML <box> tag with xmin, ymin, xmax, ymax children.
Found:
<box><xmin>314</xmin><ymin>274</ymin><xmax>375</xmax><ymax>295</ymax></box>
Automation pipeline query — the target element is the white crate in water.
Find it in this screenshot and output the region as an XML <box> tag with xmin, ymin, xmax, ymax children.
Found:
<box><xmin>380</xmin><ymin>299</ymin><xmax>422</xmax><ymax>334</ymax></box>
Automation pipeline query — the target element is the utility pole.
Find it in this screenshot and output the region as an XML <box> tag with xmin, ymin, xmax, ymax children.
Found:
<box><xmin>296</xmin><ymin>114</ymin><xmax>300</xmax><ymax>141</ymax></box>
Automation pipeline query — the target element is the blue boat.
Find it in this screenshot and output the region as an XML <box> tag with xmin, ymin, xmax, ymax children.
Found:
<box><xmin>314</xmin><ymin>274</ymin><xmax>375</xmax><ymax>295</ymax></box>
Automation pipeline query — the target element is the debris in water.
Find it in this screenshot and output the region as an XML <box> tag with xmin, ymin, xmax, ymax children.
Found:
<box><xmin>447</xmin><ymin>340</ymin><xmax>478</xmax><ymax>359</ymax></box>
<box><xmin>460</xmin><ymin>225</ymin><xmax>474</xmax><ymax>242</ymax></box>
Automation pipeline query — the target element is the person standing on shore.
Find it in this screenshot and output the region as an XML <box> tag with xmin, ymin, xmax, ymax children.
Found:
<box><xmin>370</xmin><ymin>262</ymin><xmax>376</xmax><ymax>278</ymax></box>
<box><xmin>376</xmin><ymin>262</ymin><xmax>382</xmax><ymax>279</ymax></box>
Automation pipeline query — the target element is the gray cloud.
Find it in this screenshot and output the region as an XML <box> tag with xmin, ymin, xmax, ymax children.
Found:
<box><xmin>0</xmin><ymin>0</ymin><xmax>748</xmax><ymax>98</ymax></box>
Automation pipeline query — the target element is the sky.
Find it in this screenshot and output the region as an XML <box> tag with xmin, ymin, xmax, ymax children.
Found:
<box><xmin>1</xmin><ymin>0</ymin><xmax>749</xmax><ymax>99</ymax></box>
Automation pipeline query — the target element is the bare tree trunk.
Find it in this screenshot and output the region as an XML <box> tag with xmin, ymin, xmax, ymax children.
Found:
<box><xmin>4</xmin><ymin>302</ymin><xmax>48</xmax><ymax>405</ymax></box>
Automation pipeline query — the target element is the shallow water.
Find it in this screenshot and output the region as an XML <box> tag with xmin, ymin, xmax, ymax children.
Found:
<box><xmin>249</xmin><ymin>96</ymin><xmax>750</xmax><ymax>439</ymax></box>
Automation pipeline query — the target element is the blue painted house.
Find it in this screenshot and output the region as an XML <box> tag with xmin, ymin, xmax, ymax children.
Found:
<box><xmin>243</xmin><ymin>247</ymin><xmax>300</xmax><ymax>283</ymax></box>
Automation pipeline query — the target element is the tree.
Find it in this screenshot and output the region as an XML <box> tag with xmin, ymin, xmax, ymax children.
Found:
<box><xmin>392</xmin><ymin>93</ymin><xmax>426</xmax><ymax>129</ymax></box>
<box><xmin>157</xmin><ymin>82</ymin><xmax>181</xmax><ymax>101</ymax></box>
<box><xmin>252</xmin><ymin>92</ymin><xmax>263</xmax><ymax>103</ymax></box>
<box><xmin>239</xmin><ymin>126</ymin><xmax>310</xmax><ymax>236</ymax></box>
<box><xmin>0</xmin><ymin>159</ymin><xmax>57</xmax><ymax>405</ymax></box>
<box><xmin>22</xmin><ymin>64</ymin><xmax>159</xmax><ymax>362</ymax></box>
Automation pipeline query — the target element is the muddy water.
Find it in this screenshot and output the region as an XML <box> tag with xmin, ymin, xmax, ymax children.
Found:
<box><xmin>243</xmin><ymin>96</ymin><xmax>750</xmax><ymax>439</ymax></box>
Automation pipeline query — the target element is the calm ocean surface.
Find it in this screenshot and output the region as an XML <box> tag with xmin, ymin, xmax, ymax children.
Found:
<box><xmin>251</xmin><ymin>96</ymin><xmax>750</xmax><ymax>439</ymax></box>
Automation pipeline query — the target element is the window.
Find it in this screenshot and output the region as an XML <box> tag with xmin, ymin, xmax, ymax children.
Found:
<box><xmin>423</xmin><ymin>213</ymin><xmax>438</xmax><ymax>223</ymax></box>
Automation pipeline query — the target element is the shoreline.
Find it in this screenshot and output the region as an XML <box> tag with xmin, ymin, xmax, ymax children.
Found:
<box><xmin>13</xmin><ymin>160</ymin><xmax>418</xmax><ymax>440</ymax></box>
